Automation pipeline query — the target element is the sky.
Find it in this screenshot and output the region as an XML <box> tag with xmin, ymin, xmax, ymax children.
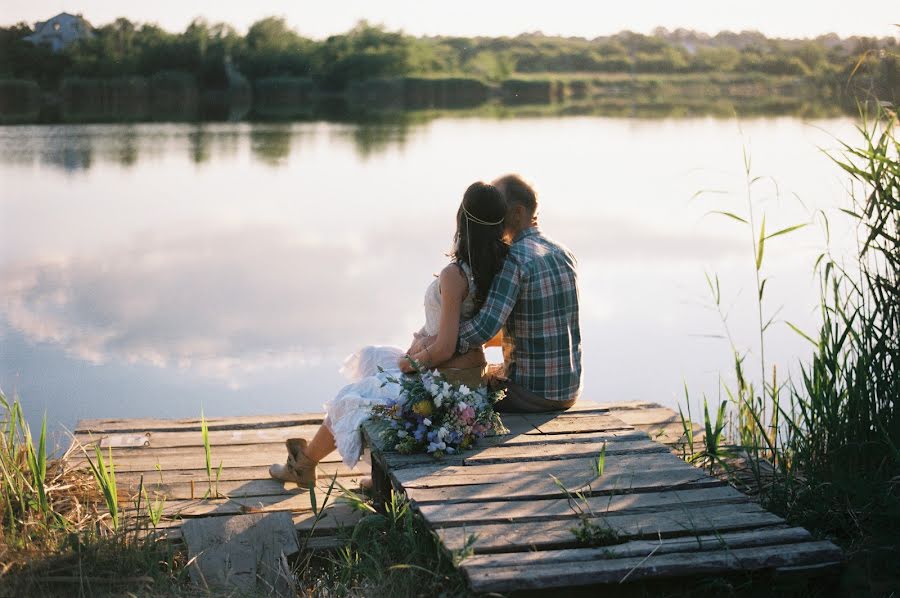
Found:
<box><xmin>3</xmin><ymin>0</ymin><xmax>899</xmax><ymax>39</ymax></box>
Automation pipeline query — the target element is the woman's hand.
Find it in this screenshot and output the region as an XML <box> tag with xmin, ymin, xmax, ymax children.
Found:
<box><xmin>398</xmin><ymin>354</ymin><xmax>417</xmax><ymax>374</ymax></box>
<box><xmin>406</xmin><ymin>335</ymin><xmax>426</xmax><ymax>356</ymax></box>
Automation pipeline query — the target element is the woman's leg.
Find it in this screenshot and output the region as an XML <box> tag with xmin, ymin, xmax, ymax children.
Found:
<box><xmin>304</xmin><ymin>424</ymin><xmax>337</xmax><ymax>463</ymax></box>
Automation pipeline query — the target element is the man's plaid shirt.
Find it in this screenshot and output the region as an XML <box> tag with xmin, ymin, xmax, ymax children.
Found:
<box><xmin>458</xmin><ymin>227</ymin><xmax>583</xmax><ymax>403</ymax></box>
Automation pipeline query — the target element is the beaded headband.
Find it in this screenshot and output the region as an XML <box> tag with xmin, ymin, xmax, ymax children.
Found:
<box><xmin>463</xmin><ymin>205</ymin><xmax>504</xmax><ymax>226</ymax></box>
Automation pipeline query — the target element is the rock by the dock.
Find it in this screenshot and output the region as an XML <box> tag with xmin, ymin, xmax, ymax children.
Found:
<box><xmin>181</xmin><ymin>511</ymin><xmax>299</xmax><ymax>596</ymax></box>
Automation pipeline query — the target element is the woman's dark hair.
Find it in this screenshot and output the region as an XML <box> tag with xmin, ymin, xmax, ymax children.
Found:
<box><xmin>452</xmin><ymin>182</ymin><xmax>509</xmax><ymax>306</ymax></box>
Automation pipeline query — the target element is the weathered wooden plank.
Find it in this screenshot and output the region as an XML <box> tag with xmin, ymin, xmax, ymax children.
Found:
<box><xmin>73</xmin><ymin>425</ymin><xmax>323</xmax><ymax>449</ymax></box>
<box><xmin>119</xmin><ymin>477</ymin><xmax>363</xmax><ymax>501</ymax></box>
<box><xmin>527</xmin><ymin>414</ymin><xmax>634</xmax><ymax>435</ymax></box>
<box><xmin>438</xmin><ymin>502</ymin><xmax>784</xmax><ymax>553</ymax></box>
<box><xmin>462</xmin><ymin>541</ymin><xmax>842</xmax><ymax>592</ymax></box>
<box><xmin>540</xmin><ymin>401</ymin><xmax>610</xmax><ymax>415</ymax></box>
<box><xmin>482</xmin><ymin>429</ymin><xmax>650</xmax><ymax>447</ymax></box>
<box><xmin>495</xmin><ymin>414</ymin><xmax>539</xmax><ymax>436</ymax></box>
<box><xmin>182</xmin><ymin>512</ymin><xmax>299</xmax><ymax>596</ymax></box>
<box><xmin>608</xmin><ymin>407</ymin><xmax>683</xmax><ymax>426</ymax></box>
<box><xmin>131</xmin><ymin>499</ymin><xmax>363</xmax><ymax>531</ymax></box>
<box><xmin>640</xmin><ymin>422</ymin><xmax>696</xmax><ymax>446</ymax></box>
<box><xmin>366</xmin><ymin>420</ymin><xmax>647</xmax><ymax>471</ymax></box>
<box><xmin>110</xmin><ymin>464</ymin><xmax>361</xmax><ymax>488</ymax></box>
<box><xmin>394</xmin><ymin>452</ymin><xmax>688</xmax><ymax>488</ymax></box>
<box><xmin>130</xmin><ymin>493</ymin><xmax>320</xmax><ymax>518</ymax></box>
<box><xmin>461</xmin><ymin>527</ymin><xmax>815</xmax><ymax>569</ymax></box>
<box><xmin>419</xmin><ymin>486</ymin><xmax>750</xmax><ymax>527</ymax></box>
<box><xmin>65</xmin><ymin>444</ymin><xmax>352</xmax><ymax>472</ymax></box>
<box><xmin>598</xmin><ymin>401</ymin><xmax>664</xmax><ymax>412</ymax></box>
<box><xmin>377</xmin><ymin>437</ymin><xmax>665</xmax><ymax>471</ymax></box>
<box><xmin>147</xmin><ymin>507</ymin><xmax>363</xmax><ymax>543</ymax></box>
<box><xmin>462</xmin><ymin>438</ymin><xmax>668</xmax><ymax>465</ymax></box>
<box><xmin>74</xmin><ymin>413</ymin><xmax>326</xmax><ymax>434</ymax></box>
<box><xmin>405</xmin><ymin>468</ymin><xmax>722</xmax><ymax>504</ymax></box>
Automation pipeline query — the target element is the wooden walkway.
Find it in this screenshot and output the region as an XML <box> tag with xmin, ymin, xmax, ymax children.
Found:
<box><xmin>67</xmin><ymin>400</ymin><xmax>842</xmax><ymax>593</ymax></box>
<box><xmin>68</xmin><ymin>412</ymin><xmax>367</xmax><ymax>550</ymax></box>
<box><xmin>363</xmin><ymin>400</ymin><xmax>843</xmax><ymax>592</ymax></box>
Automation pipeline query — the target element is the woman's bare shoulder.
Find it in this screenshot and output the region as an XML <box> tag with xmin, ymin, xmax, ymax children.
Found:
<box><xmin>438</xmin><ymin>262</ymin><xmax>468</xmax><ymax>296</ymax></box>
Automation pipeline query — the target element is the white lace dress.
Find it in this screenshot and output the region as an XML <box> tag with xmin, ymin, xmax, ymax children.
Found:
<box><xmin>324</xmin><ymin>262</ymin><xmax>478</xmax><ymax>468</ymax></box>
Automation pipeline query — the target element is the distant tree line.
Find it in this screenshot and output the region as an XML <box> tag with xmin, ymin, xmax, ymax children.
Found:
<box><xmin>0</xmin><ymin>17</ymin><xmax>896</xmax><ymax>96</ymax></box>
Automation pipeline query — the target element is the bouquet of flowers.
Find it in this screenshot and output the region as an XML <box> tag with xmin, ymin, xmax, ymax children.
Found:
<box><xmin>371</xmin><ymin>368</ymin><xmax>507</xmax><ymax>458</ymax></box>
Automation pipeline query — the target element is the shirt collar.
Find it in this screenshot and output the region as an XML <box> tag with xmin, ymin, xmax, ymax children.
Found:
<box><xmin>512</xmin><ymin>226</ymin><xmax>540</xmax><ymax>244</ymax></box>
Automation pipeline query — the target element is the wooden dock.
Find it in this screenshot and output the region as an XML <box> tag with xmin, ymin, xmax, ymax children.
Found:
<box><xmin>68</xmin><ymin>400</ymin><xmax>842</xmax><ymax>593</ymax></box>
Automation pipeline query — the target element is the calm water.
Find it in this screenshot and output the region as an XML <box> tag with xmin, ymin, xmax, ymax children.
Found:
<box><xmin>0</xmin><ymin>116</ymin><xmax>861</xmax><ymax>443</ymax></box>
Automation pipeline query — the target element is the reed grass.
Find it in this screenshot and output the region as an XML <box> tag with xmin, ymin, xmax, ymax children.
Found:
<box><xmin>83</xmin><ymin>444</ymin><xmax>119</xmax><ymax>531</ymax></box>
<box><xmin>0</xmin><ymin>392</ymin><xmax>191</xmax><ymax>593</ymax></box>
<box><xmin>200</xmin><ymin>410</ymin><xmax>223</xmax><ymax>499</ymax></box>
<box><xmin>681</xmin><ymin>104</ymin><xmax>900</xmax><ymax>593</ymax></box>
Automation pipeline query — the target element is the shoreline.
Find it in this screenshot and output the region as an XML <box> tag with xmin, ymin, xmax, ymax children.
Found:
<box><xmin>0</xmin><ymin>72</ymin><xmax>868</xmax><ymax>125</ymax></box>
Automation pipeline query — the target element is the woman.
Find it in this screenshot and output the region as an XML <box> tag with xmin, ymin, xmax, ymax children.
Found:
<box><xmin>270</xmin><ymin>181</ymin><xmax>509</xmax><ymax>485</ymax></box>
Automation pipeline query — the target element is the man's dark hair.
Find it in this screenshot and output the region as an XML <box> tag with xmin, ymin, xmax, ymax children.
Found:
<box><xmin>494</xmin><ymin>174</ymin><xmax>537</xmax><ymax>215</ymax></box>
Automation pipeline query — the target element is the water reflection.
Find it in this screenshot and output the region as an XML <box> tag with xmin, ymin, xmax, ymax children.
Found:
<box><xmin>0</xmin><ymin>116</ymin><xmax>860</xmax><ymax>435</ymax></box>
<box><xmin>0</xmin><ymin>226</ymin><xmax>440</xmax><ymax>387</ymax></box>
<box><xmin>0</xmin><ymin>121</ymin><xmax>422</xmax><ymax>171</ymax></box>
<box><xmin>249</xmin><ymin>125</ymin><xmax>295</xmax><ymax>165</ymax></box>
<box><xmin>188</xmin><ymin>126</ymin><xmax>212</xmax><ymax>164</ymax></box>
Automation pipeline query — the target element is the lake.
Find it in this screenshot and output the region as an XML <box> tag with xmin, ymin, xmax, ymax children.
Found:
<box><xmin>0</xmin><ymin>115</ymin><xmax>862</xmax><ymax>444</ymax></box>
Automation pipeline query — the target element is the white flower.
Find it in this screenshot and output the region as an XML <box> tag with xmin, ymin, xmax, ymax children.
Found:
<box><xmin>459</xmin><ymin>384</ymin><xmax>471</xmax><ymax>396</ymax></box>
<box><xmin>423</xmin><ymin>418</ymin><xmax>432</xmax><ymax>426</ymax></box>
<box><xmin>446</xmin><ymin>446</ymin><xmax>456</xmax><ymax>454</ymax></box>
<box><xmin>434</xmin><ymin>395</ymin><xmax>443</xmax><ymax>408</ymax></box>
<box><xmin>457</xmin><ymin>401</ymin><xmax>468</xmax><ymax>411</ymax></box>
<box><xmin>397</xmin><ymin>430</ymin><xmax>408</xmax><ymax>438</ymax></box>
<box><xmin>442</xmin><ymin>382</ymin><xmax>451</xmax><ymax>394</ymax></box>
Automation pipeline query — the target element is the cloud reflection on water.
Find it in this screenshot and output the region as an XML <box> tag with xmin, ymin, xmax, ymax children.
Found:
<box><xmin>1</xmin><ymin>214</ymin><xmax>746</xmax><ymax>390</ymax></box>
<box><xmin>1</xmin><ymin>227</ymin><xmax>433</xmax><ymax>387</ymax></box>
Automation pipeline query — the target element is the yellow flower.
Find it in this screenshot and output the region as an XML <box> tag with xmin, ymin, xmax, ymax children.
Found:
<box><xmin>411</xmin><ymin>400</ymin><xmax>434</xmax><ymax>417</ymax></box>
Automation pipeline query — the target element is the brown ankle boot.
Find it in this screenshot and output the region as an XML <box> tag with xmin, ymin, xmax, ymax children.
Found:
<box><xmin>269</xmin><ymin>438</ymin><xmax>318</xmax><ymax>486</ymax></box>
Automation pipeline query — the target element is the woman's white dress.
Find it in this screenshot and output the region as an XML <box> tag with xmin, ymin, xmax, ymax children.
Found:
<box><xmin>324</xmin><ymin>262</ymin><xmax>478</xmax><ymax>468</ymax></box>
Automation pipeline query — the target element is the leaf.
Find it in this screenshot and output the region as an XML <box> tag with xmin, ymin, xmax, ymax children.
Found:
<box><xmin>847</xmin><ymin>49</ymin><xmax>874</xmax><ymax>83</ymax></box>
<box><xmin>839</xmin><ymin>208</ymin><xmax>862</xmax><ymax>220</ymax></box>
<box><xmin>707</xmin><ymin>210</ymin><xmax>748</xmax><ymax>224</ymax></box>
<box><xmin>756</xmin><ymin>214</ymin><xmax>766</xmax><ymax>271</ymax></box>
<box><xmin>786</xmin><ymin>321</ymin><xmax>817</xmax><ymax>345</ymax></box>
<box><xmin>689</xmin><ymin>189</ymin><xmax>728</xmax><ymax>202</ymax></box>
<box><xmin>764</xmin><ymin>223</ymin><xmax>807</xmax><ymax>241</ymax></box>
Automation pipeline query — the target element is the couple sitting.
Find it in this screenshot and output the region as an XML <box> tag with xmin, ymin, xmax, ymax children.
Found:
<box><xmin>270</xmin><ymin>174</ymin><xmax>582</xmax><ymax>485</ymax></box>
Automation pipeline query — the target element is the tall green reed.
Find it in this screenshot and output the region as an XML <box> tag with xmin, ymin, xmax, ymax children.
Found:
<box><xmin>683</xmin><ymin>106</ymin><xmax>899</xmax><ymax>582</ymax></box>
<box><xmin>200</xmin><ymin>410</ymin><xmax>223</xmax><ymax>499</ymax></box>
<box><xmin>0</xmin><ymin>392</ymin><xmax>63</xmax><ymax>540</ymax></box>
<box><xmin>782</xmin><ymin>107</ymin><xmax>899</xmax><ymax>483</ymax></box>
<box><xmin>84</xmin><ymin>445</ymin><xmax>119</xmax><ymax>531</ymax></box>
<box><xmin>687</xmin><ymin>137</ymin><xmax>807</xmax><ymax>476</ymax></box>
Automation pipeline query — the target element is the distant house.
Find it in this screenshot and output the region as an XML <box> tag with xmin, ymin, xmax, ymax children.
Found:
<box><xmin>24</xmin><ymin>12</ymin><xmax>93</xmax><ymax>52</ymax></box>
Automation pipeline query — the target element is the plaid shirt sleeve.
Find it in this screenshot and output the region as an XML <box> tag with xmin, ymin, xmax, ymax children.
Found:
<box><xmin>456</xmin><ymin>255</ymin><xmax>522</xmax><ymax>354</ymax></box>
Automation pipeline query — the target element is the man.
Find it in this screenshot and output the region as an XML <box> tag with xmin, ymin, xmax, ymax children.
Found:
<box><xmin>458</xmin><ymin>174</ymin><xmax>582</xmax><ymax>412</ymax></box>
